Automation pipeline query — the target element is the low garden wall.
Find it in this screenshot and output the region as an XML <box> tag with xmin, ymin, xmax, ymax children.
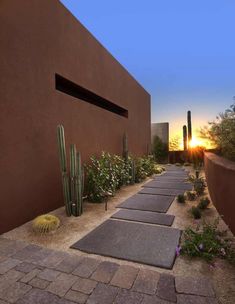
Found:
<box><xmin>204</xmin><ymin>152</ymin><xmax>235</xmax><ymax>235</ymax></box>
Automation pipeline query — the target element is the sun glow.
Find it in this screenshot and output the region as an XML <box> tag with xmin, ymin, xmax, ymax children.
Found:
<box><xmin>188</xmin><ymin>138</ymin><xmax>203</xmax><ymax>148</ymax></box>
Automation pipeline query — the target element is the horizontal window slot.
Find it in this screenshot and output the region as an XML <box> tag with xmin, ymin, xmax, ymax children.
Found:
<box><xmin>55</xmin><ymin>74</ymin><xmax>128</xmax><ymax>118</ymax></box>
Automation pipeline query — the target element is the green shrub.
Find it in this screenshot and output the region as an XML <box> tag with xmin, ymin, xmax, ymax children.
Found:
<box><xmin>198</xmin><ymin>197</ymin><xmax>210</xmax><ymax>209</ymax></box>
<box><xmin>181</xmin><ymin>218</ymin><xmax>235</xmax><ymax>264</ymax></box>
<box><xmin>186</xmin><ymin>191</ymin><xmax>196</xmax><ymax>201</ymax></box>
<box><xmin>153</xmin><ymin>164</ymin><xmax>165</xmax><ymax>174</ymax></box>
<box><xmin>86</xmin><ymin>152</ymin><xmax>132</xmax><ymax>202</ymax></box>
<box><xmin>177</xmin><ymin>194</ymin><xmax>186</xmax><ymax>203</ymax></box>
<box><xmin>200</xmin><ymin>103</ymin><xmax>235</xmax><ymax>161</ymax></box>
<box><xmin>190</xmin><ymin>206</ymin><xmax>201</xmax><ymax>219</ymax></box>
<box><xmin>33</xmin><ymin>214</ymin><xmax>60</xmax><ymax>234</ymax></box>
<box><xmin>152</xmin><ymin>135</ymin><xmax>168</xmax><ymax>162</ymax></box>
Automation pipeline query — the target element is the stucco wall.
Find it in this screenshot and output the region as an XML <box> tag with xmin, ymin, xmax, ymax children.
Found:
<box><xmin>204</xmin><ymin>152</ymin><xmax>235</xmax><ymax>235</ymax></box>
<box><xmin>0</xmin><ymin>0</ymin><xmax>151</xmax><ymax>233</ymax></box>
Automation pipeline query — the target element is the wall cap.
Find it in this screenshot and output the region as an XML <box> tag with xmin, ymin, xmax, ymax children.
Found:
<box><xmin>205</xmin><ymin>152</ymin><xmax>235</xmax><ymax>171</ymax></box>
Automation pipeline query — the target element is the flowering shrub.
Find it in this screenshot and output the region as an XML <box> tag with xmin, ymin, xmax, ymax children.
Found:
<box><xmin>86</xmin><ymin>152</ymin><xmax>155</xmax><ymax>202</ymax></box>
<box><xmin>180</xmin><ymin>218</ymin><xmax>235</xmax><ymax>265</ymax></box>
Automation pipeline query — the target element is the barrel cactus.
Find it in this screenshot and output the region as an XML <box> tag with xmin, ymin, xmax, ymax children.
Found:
<box><xmin>32</xmin><ymin>214</ymin><xmax>60</xmax><ymax>234</ymax></box>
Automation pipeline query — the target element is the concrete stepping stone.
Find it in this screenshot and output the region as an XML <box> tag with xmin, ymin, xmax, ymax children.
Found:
<box><xmin>117</xmin><ymin>194</ymin><xmax>174</xmax><ymax>213</ymax></box>
<box><xmin>71</xmin><ymin>220</ymin><xmax>181</xmax><ymax>269</ymax></box>
<box><xmin>143</xmin><ymin>180</ymin><xmax>193</xmax><ymax>190</ymax></box>
<box><xmin>111</xmin><ymin>209</ymin><xmax>174</xmax><ymax>226</ymax></box>
<box><xmin>139</xmin><ymin>187</ymin><xmax>184</xmax><ymax>196</ymax></box>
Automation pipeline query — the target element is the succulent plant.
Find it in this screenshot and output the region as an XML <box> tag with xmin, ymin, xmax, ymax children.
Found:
<box><xmin>177</xmin><ymin>194</ymin><xmax>186</xmax><ymax>203</ymax></box>
<box><xmin>183</xmin><ymin>125</ymin><xmax>188</xmax><ymax>150</ymax></box>
<box><xmin>186</xmin><ymin>191</ymin><xmax>197</xmax><ymax>201</ymax></box>
<box><xmin>32</xmin><ymin>214</ymin><xmax>60</xmax><ymax>234</ymax></box>
<box><xmin>198</xmin><ymin>197</ymin><xmax>210</xmax><ymax>210</ymax></box>
<box><xmin>191</xmin><ymin>206</ymin><xmax>201</xmax><ymax>219</ymax></box>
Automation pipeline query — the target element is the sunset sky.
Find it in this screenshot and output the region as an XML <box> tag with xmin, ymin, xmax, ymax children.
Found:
<box><xmin>61</xmin><ymin>0</ymin><xmax>235</xmax><ymax>145</ymax></box>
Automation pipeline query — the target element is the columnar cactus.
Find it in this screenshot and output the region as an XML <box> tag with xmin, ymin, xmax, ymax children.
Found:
<box><xmin>123</xmin><ymin>133</ymin><xmax>128</xmax><ymax>162</ymax></box>
<box><xmin>131</xmin><ymin>159</ymin><xmax>136</xmax><ymax>184</ymax></box>
<box><xmin>187</xmin><ymin>111</ymin><xmax>192</xmax><ymax>143</ymax></box>
<box><xmin>183</xmin><ymin>125</ymin><xmax>188</xmax><ymax>151</ymax></box>
<box><xmin>57</xmin><ymin>125</ymin><xmax>71</xmax><ymax>216</ymax></box>
<box><xmin>57</xmin><ymin>125</ymin><xmax>83</xmax><ymax>217</ymax></box>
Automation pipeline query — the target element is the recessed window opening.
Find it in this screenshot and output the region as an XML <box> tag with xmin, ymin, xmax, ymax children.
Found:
<box><xmin>55</xmin><ymin>74</ymin><xmax>128</xmax><ymax>118</ymax></box>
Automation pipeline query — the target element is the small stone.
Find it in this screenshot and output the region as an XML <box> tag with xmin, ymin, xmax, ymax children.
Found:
<box><xmin>64</xmin><ymin>290</ymin><xmax>88</xmax><ymax>304</ymax></box>
<box><xmin>175</xmin><ymin>276</ymin><xmax>215</xmax><ymax>297</ymax></box>
<box><xmin>72</xmin><ymin>277</ymin><xmax>97</xmax><ymax>294</ymax></box>
<box><xmin>157</xmin><ymin>273</ymin><xmax>176</xmax><ymax>303</ymax></box>
<box><xmin>20</xmin><ymin>268</ymin><xmax>41</xmax><ymax>283</ymax></box>
<box><xmin>29</xmin><ymin>277</ymin><xmax>50</xmax><ymax>289</ymax></box>
<box><xmin>91</xmin><ymin>261</ymin><xmax>119</xmax><ymax>283</ymax></box>
<box><xmin>0</xmin><ymin>258</ymin><xmax>21</xmax><ymax>274</ymax></box>
<box><xmin>86</xmin><ymin>283</ymin><xmax>119</xmax><ymax>304</ymax></box>
<box><xmin>46</xmin><ymin>273</ymin><xmax>78</xmax><ymax>297</ymax></box>
<box><xmin>114</xmin><ymin>289</ymin><xmax>143</xmax><ymax>304</ymax></box>
<box><xmin>72</xmin><ymin>257</ymin><xmax>100</xmax><ymax>278</ymax></box>
<box><xmin>132</xmin><ymin>269</ymin><xmax>160</xmax><ymax>295</ymax></box>
<box><xmin>37</xmin><ymin>268</ymin><xmax>61</xmax><ymax>281</ymax></box>
<box><xmin>110</xmin><ymin>265</ymin><xmax>139</xmax><ymax>289</ymax></box>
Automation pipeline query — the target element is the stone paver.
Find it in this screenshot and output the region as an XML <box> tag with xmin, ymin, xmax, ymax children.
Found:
<box><xmin>15</xmin><ymin>288</ymin><xmax>60</xmax><ymax>304</ymax></box>
<box><xmin>12</xmin><ymin>244</ymin><xmax>41</xmax><ymax>261</ymax></box>
<box><xmin>177</xmin><ymin>294</ymin><xmax>218</xmax><ymax>304</ymax></box>
<box><xmin>72</xmin><ymin>257</ymin><xmax>100</xmax><ymax>278</ymax></box>
<box><xmin>114</xmin><ymin>289</ymin><xmax>143</xmax><ymax>304</ymax></box>
<box><xmin>37</xmin><ymin>251</ymin><xmax>70</xmax><ymax>268</ymax></box>
<box><xmin>29</xmin><ymin>277</ymin><xmax>50</xmax><ymax>289</ymax></box>
<box><xmin>157</xmin><ymin>273</ymin><xmax>176</xmax><ymax>302</ymax></box>
<box><xmin>37</xmin><ymin>268</ymin><xmax>61</xmax><ymax>281</ymax></box>
<box><xmin>15</xmin><ymin>262</ymin><xmax>38</xmax><ymax>273</ymax></box>
<box><xmin>86</xmin><ymin>283</ymin><xmax>119</xmax><ymax>304</ymax></box>
<box><xmin>47</xmin><ymin>273</ymin><xmax>78</xmax><ymax>297</ymax></box>
<box><xmin>55</xmin><ymin>255</ymin><xmax>82</xmax><ymax>273</ymax></box>
<box><xmin>142</xmin><ymin>295</ymin><xmax>173</xmax><ymax>304</ymax></box>
<box><xmin>132</xmin><ymin>269</ymin><xmax>160</xmax><ymax>295</ymax></box>
<box><xmin>0</xmin><ymin>258</ymin><xmax>21</xmax><ymax>274</ymax></box>
<box><xmin>175</xmin><ymin>276</ymin><xmax>215</xmax><ymax>297</ymax></box>
<box><xmin>20</xmin><ymin>268</ymin><xmax>41</xmax><ymax>283</ymax></box>
<box><xmin>72</xmin><ymin>277</ymin><xmax>97</xmax><ymax>294</ymax></box>
<box><xmin>91</xmin><ymin>261</ymin><xmax>119</xmax><ymax>283</ymax></box>
<box><xmin>110</xmin><ymin>265</ymin><xmax>139</xmax><ymax>289</ymax></box>
<box><xmin>0</xmin><ymin>239</ymin><xmax>27</xmax><ymax>258</ymax></box>
<box><xmin>0</xmin><ymin>238</ymin><xmax>220</xmax><ymax>304</ymax></box>
<box><xmin>64</xmin><ymin>290</ymin><xmax>88</xmax><ymax>304</ymax></box>
<box><xmin>0</xmin><ymin>281</ymin><xmax>32</xmax><ymax>303</ymax></box>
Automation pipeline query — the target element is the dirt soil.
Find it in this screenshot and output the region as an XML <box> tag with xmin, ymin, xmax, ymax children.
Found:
<box><xmin>3</xmin><ymin>167</ymin><xmax>235</xmax><ymax>304</ymax></box>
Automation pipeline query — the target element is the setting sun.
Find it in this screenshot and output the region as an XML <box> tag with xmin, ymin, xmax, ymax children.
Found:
<box><xmin>188</xmin><ymin>138</ymin><xmax>203</xmax><ymax>148</ymax></box>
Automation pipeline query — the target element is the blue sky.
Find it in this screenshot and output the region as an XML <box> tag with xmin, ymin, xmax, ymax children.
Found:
<box><xmin>60</xmin><ymin>0</ymin><xmax>235</xmax><ymax>139</ymax></box>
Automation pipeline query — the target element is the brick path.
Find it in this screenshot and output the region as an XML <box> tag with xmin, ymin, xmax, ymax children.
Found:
<box><xmin>0</xmin><ymin>237</ymin><xmax>219</xmax><ymax>303</ymax></box>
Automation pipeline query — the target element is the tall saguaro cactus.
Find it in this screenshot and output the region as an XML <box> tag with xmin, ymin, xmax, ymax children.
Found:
<box><xmin>123</xmin><ymin>133</ymin><xmax>129</xmax><ymax>162</ymax></box>
<box><xmin>183</xmin><ymin>125</ymin><xmax>188</xmax><ymax>151</ymax></box>
<box><xmin>57</xmin><ymin>125</ymin><xmax>83</xmax><ymax>217</ymax></box>
<box><xmin>187</xmin><ymin>110</ymin><xmax>192</xmax><ymax>144</ymax></box>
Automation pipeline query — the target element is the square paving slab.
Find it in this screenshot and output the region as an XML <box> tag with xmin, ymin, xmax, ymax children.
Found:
<box><xmin>139</xmin><ymin>187</ymin><xmax>184</xmax><ymax>196</ymax></box>
<box><xmin>143</xmin><ymin>181</ymin><xmax>193</xmax><ymax>190</ymax></box>
<box><xmin>111</xmin><ymin>209</ymin><xmax>174</xmax><ymax>226</ymax></box>
<box><xmin>71</xmin><ymin>220</ymin><xmax>181</xmax><ymax>269</ymax></box>
<box><xmin>153</xmin><ymin>176</ymin><xmax>187</xmax><ymax>182</ymax></box>
<box><xmin>117</xmin><ymin>194</ymin><xmax>174</xmax><ymax>213</ymax></box>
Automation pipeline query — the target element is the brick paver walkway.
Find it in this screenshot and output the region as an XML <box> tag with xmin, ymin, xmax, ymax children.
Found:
<box><xmin>0</xmin><ymin>237</ymin><xmax>219</xmax><ymax>303</ymax></box>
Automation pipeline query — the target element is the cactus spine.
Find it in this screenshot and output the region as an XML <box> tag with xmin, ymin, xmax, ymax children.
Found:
<box><xmin>57</xmin><ymin>125</ymin><xmax>83</xmax><ymax>217</ymax></box>
<box><xmin>123</xmin><ymin>133</ymin><xmax>128</xmax><ymax>162</ymax></box>
<box><xmin>183</xmin><ymin>125</ymin><xmax>188</xmax><ymax>151</ymax></box>
<box><xmin>187</xmin><ymin>111</ymin><xmax>192</xmax><ymax>144</ymax></box>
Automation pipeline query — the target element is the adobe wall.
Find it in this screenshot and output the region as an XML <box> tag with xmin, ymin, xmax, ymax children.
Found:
<box><xmin>0</xmin><ymin>0</ymin><xmax>151</xmax><ymax>233</ymax></box>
